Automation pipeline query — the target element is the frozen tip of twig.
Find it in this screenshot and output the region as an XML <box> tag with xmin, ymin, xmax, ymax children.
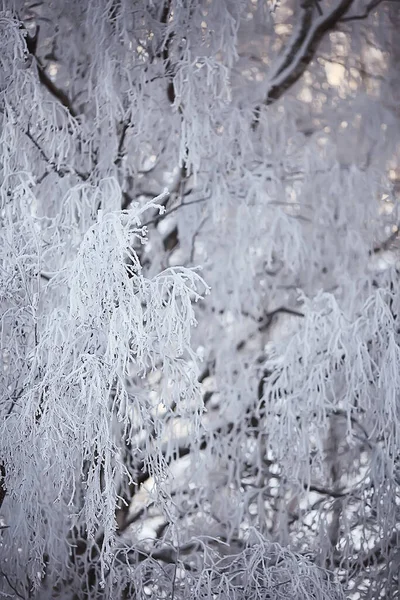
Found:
<box><xmin>154</xmin><ymin>188</ymin><xmax>170</xmax><ymax>209</ymax></box>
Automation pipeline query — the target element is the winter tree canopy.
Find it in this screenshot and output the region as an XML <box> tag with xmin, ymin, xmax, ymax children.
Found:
<box><xmin>0</xmin><ymin>0</ymin><xmax>399</xmax><ymax>598</ymax></box>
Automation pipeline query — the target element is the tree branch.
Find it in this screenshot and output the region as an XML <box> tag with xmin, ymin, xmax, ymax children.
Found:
<box><xmin>0</xmin><ymin>571</ymin><xmax>26</xmax><ymax>600</ymax></box>
<box><xmin>23</xmin><ymin>25</ymin><xmax>77</xmax><ymax>118</ymax></box>
<box><xmin>307</xmin><ymin>483</ymin><xmax>348</xmax><ymax>498</ymax></box>
<box><xmin>340</xmin><ymin>0</ymin><xmax>390</xmax><ymax>21</ymax></box>
<box><xmin>262</xmin><ymin>0</ymin><xmax>355</xmax><ymax>107</ymax></box>
<box><xmin>259</xmin><ymin>306</ymin><xmax>305</xmax><ymax>332</ymax></box>
<box><xmin>36</xmin><ymin>61</ymin><xmax>77</xmax><ymax>118</ymax></box>
<box><xmin>0</xmin><ymin>463</ymin><xmax>6</xmax><ymax>510</ymax></box>
<box><xmin>114</xmin><ymin>118</ymin><xmax>131</xmax><ymax>169</ymax></box>
<box><xmin>270</xmin><ymin>0</ymin><xmax>315</xmax><ymax>82</ymax></box>
<box><xmin>25</xmin><ymin>126</ymin><xmax>89</xmax><ymax>182</ymax></box>
<box><xmin>142</xmin><ymin>196</ymin><xmax>209</xmax><ymax>228</ymax></box>
<box><xmin>372</xmin><ymin>223</ymin><xmax>400</xmax><ymax>254</ymax></box>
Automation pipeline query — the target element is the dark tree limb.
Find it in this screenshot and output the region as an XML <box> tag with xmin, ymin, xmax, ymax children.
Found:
<box><xmin>258</xmin><ymin>0</ymin><xmax>355</xmax><ymax>111</ymax></box>
<box><xmin>36</xmin><ymin>61</ymin><xmax>77</xmax><ymax>117</ymax></box>
<box><xmin>307</xmin><ymin>483</ymin><xmax>348</xmax><ymax>498</ymax></box>
<box><xmin>159</xmin><ymin>0</ymin><xmax>175</xmax><ymax>104</ymax></box>
<box><xmin>340</xmin><ymin>0</ymin><xmax>393</xmax><ymax>21</ymax></box>
<box><xmin>0</xmin><ymin>463</ymin><xmax>6</xmax><ymax>510</ymax></box>
<box><xmin>259</xmin><ymin>306</ymin><xmax>305</xmax><ymax>332</ymax></box>
<box><xmin>270</xmin><ymin>0</ymin><xmax>315</xmax><ymax>82</ymax></box>
<box><xmin>22</xmin><ymin>25</ymin><xmax>77</xmax><ymax>118</ymax></box>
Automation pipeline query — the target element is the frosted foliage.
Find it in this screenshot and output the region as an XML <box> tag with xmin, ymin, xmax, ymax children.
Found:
<box><xmin>1</xmin><ymin>192</ymin><xmax>207</xmax><ymax>587</ymax></box>
<box><xmin>265</xmin><ymin>287</ymin><xmax>399</xmax><ymax>489</ymax></box>
<box><xmin>1</xmin><ymin>0</ymin><xmax>400</xmax><ymax>599</ymax></box>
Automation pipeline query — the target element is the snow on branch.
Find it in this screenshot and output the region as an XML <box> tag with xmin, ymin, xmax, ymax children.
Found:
<box><xmin>265</xmin><ymin>0</ymin><xmax>355</xmax><ymax>104</ymax></box>
<box><xmin>101</xmin><ymin>532</ymin><xmax>345</xmax><ymax>600</ymax></box>
<box><xmin>0</xmin><ymin>192</ymin><xmax>209</xmax><ymax>587</ymax></box>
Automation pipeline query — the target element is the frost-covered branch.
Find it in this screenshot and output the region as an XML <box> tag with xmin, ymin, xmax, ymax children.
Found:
<box><xmin>264</xmin><ymin>0</ymin><xmax>355</xmax><ymax>104</ymax></box>
<box><xmin>1</xmin><ymin>2</ymin><xmax>398</xmax><ymax>598</ymax></box>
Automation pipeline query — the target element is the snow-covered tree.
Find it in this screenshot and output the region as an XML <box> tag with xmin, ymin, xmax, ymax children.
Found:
<box><xmin>1</xmin><ymin>1</ymin><xmax>399</xmax><ymax>598</ymax></box>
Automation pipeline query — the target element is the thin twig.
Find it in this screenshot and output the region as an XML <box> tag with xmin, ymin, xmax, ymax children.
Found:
<box><xmin>0</xmin><ymin>571</ymin><xmax>26</xmax><ymax>600</ymax></box>
<box><xmin>259</xmin><ymin>306</ymin><xmax>305</xmax><ymax>332</ymax></box>
<box><xmin>25</xmin><ymin>126</ymin><xmax>89</xmax><ymax>182</ymax></box>
<box><xmin>142</xmin><ymin>197</ymin><xmax>209</xmax><ymax>228</ymax></box>
<box><xmin>6</xmin><ymin>388</ymin><xmax>25</xmax><ymax>418</ymax></box>
<box><xmin>171</xmin><ymin>530</ymin><xmax>180</xmax><ymax>599</ymax></box>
